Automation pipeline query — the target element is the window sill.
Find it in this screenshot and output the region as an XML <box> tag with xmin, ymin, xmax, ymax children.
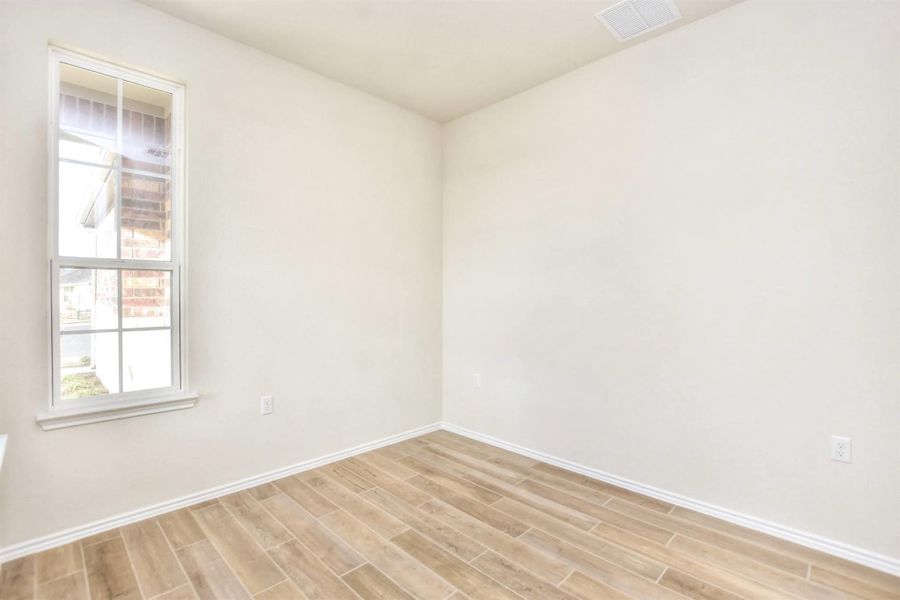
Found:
<box><xmin>36</xmin><ymin>393</ymin><xmax>199</xmax><ymax>431</ymax></box>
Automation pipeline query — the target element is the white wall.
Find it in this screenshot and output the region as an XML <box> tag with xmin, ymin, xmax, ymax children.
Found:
<box><xmin>0</xmin><ymin>0</ymin><xmax>442</xmax><ymax>549</ymax></box>
<box><xmin>443</xmin><ymin>0</ymin><xmax>900</xmax><ymax>558</ymax></box>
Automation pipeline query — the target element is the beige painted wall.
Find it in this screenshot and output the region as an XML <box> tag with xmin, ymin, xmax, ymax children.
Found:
<box><xmin>0</xmin><ymin>0</ymin><xmax>442</xmax><ymax>548</ymax></box>
<box><xmin>443</xmin><ymin>0</ymin><xmax>900</xmax><ymax>558</ymax></box>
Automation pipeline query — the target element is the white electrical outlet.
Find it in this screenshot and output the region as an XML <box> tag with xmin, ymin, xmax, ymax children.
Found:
<box><xmin>473</xmin><ymin>373</ymin><xmax>482</xmax><ymax>389</ymax></box>
<box><xmin>260</xmin><ymin>395</ymin><xmax>274</xmax><ymax>416</ymax></box>
<box><xmin>830</xmin><ymin>435</ymin><xmax>851</xmax><ymax>463</ymax></box>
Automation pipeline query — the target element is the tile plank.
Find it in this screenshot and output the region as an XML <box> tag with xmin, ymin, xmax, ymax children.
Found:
<box><xmin>605</xmin><ymin>498</ymin><xmax>809</xmax><ymax>578</ymax></box>
<box><xmin>304</xmin><ymin>473</ymin><xmax>408</xmax><ymax>539</ymax></box>
<box><xmin>519</xmin><ymin>478</ymin><xmax>673</xmax><ymax>544</ymax></box>
<box><xmin>321</xmin><ymin>463</ymin><xmax>375</xmax><ymax>494</ymax></box>
<box><xmin>121</xmin><ymin>519</ymin><xmax>187</xmax><ymax>597</ymax></box>
<box><xmin>0</xmin><ymin>556</ymin><xmax>36</xmax><ymax>600</ymax></box>
<box><xmin>807</xmin><ymin>558</ymin><xmax>900</xmax><ymax>596</ymax></box>
<box><xmin>188</xmin><ymin>500</ymin><xmax>220</xmax><ymax>512</ymax></box>
<box><xmin>220</xmin><ymin>491</ymin><xmax>293</xmax><ymax>549</ymax></box>
<box><xmin>273</xmin><ymin>476</ymin><xmax>338</xmax><ymax>518</ymax></box>
<box><xmin>671</xmin><ymin>507</ymin><xmax>900</xmax><ymax>595</ymax></box>
<box><xmin>267</xmin><ymin>540</ymin><xmax>363</xmax><ymax>600</ymax></box>
<box><xmin>35</xmin><ymin>571</ymin><xmax>87</xmax><ymax>600</ymax></box>
<box><xmin>175</xmin><ymin>539</ymin><xmax>251</xmax><ymax>600</ymax></box>
<box><xmin>560</xmin><ymin>570</ymin><xmax>634</xmax><ymax>600</ymax></box>
<box><xmin>521</xmin><ymin>528</ymin><xmax>684</xmax><ymax>600</ymax></box>
<box><xmin>400</xmin><ymin>457</ymin><xmax>501</xmax><ymax>505</ymax></box>
<box><xmin>193</xmin><ymin>503</ymin><xmax>285</xmax><ymax>594</ymax></box>
<box><xmin>362</xmin><ymin>487</ymin><xmax>486</xmax><ymax>562</ymax></box>
<box><xmin>590</xmin><ymin>523</ymin><xmax>790</xmax><ymax>600</ymax></box>
<box><xmin>424</xmin><ymin>432</ymin><xmax>538</xmax><ymax>471</ymax></box>
<box><xmin>35</xmin><ymin>543</ymin><xmax>82</xmax><ymax>583</ymax></box>
<box><xmin>493</xmin><ymin>497</ymin><xmax>665</xmax><ymax>580</ymax></box>
<box><xmin>390</xmin><ymin>530</ymin><xmax>521</xmax><ymax>600</ymax></box>
<box><xmin>253</xmin><ymin>579</ymin><xmax>307</xmax><ymax>600</ymax></box>
<box><xmin>261</xmin><ymin>494</ymin><xmax>365</xmax><ymax>576</ymax></box>
<box><xmin>407</xmin><ymin>475</ymin><xmax>528</xmax><ymax>537</ymax></box>
<box><xmin>79</xmin><ymin>531</ymin><xmax>120</xmax><ymax>549</ymax></box>
<box><xmin>465</xmin><ymin>472</ymin><xmax>597</xmax><ymax>530</ymax></box>
<box><xmin>530</xmin><ymin>464</ymin><xmax>674</xmax><ymax>513</ymax></box>
<box><xmin>355</xmin><ymin>451</ymin><xmax>419</xmax><ymax>481</ymax></box>
<box><xmin>247</xmin><ymin>483</ymin><xmax>282</xmax><ymax>502</ymax></box>
<box><xmin>152</xmin><ymin>584</ymin><xmax>199</xmax><ymax>600</ymax></box>
<box><xmin>810</xmin><ymin>566</ymin><xmax>900</xmax><ymax>600</ymax></box>
<box><xmin>422</xmin><ymin>444</ymin><xmax>525</xmax><ymax>484</ymax></box>
<box><xmin>341</xmin><ymin>457</ymin><xmax>431</xmax><ymax>506</ymax></box>
<box><xmin>667</xmin><ymin>533</ymin><xmax>847</xmax><ymax>600</ymax></box>
<box><xmin>83</xmin><ymin>538</ymin><xmax>141</xmax><ymax>600</ymax></box>
<box><xmin>342</xmin><ymin>563</ymin><xmax>415</xmax><ymax>600</ymax></box>
<box><xmin>406</xmin><ymin>448</ymin><xmax>481</xmax><ymax>480</ymax></box>
<box><xmin>420</xmin><ymin>498</ymin><xmax>571</xmax><ymax>584</ymax></box>
<box><xmin>157</xmin><ymin>509</ymin><xmax>207</xmax><ymax>550</ymax></box>
<box><xmin>660</xmin><ymin>569</ymin><xmax>744</xmax><ymax>600</ymax></box>
<box><xmin>319</xmin><ymin>510</ymin><xmax>454</xmax><ymax>600</ymax></box>
<box><xmin>372</xmin><ymin>444</ymin><xmax>418</xmax><ymax>463</ymax></box>
<box><xmin>471</xmin><ymin>550</ymin><xmax>577</xmax><ymax>600</ymax></box>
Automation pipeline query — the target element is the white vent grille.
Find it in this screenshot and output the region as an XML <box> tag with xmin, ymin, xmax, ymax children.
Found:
<box><xmin>596</xmin><ymin>0</ymin><xmax>682</xmax><ymax>41</ymax></box>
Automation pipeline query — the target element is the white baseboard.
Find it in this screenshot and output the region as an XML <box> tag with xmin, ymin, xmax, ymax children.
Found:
<box><xmin>0</xmin><ymin>421</ymin><xmax>440</xmax><ymax>563</ymax></box>
<box><xmin>440</xmin><ymin>422</ymin><xmax>900</xmax><ymax>577</ymax></box>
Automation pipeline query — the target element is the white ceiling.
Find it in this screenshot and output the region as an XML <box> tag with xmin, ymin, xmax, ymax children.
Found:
<box><xmin>138</xmin><ymin>0</ymin><xmax>743</xmax><ymax>122</ymax></box>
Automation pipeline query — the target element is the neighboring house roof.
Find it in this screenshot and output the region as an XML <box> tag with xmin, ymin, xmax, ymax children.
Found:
<box><xmin>60</xmin><ymin>269</ymin><xmax>92</xmax><ymax>286</ymax></box>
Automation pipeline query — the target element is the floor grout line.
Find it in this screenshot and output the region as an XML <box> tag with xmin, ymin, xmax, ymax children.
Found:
<box><xmin>78</xmin><ymin>540</ymin><xmax>90</xmax><ymax>600</ymax></box>
<box><xmin>118</xmin><ymin>524</ymin><xmax>148</xmax><ymax>600</ymax></box>
<box><xmin>316</xmin><ymin>507</ymin><xmax>417</xmax><ymax>600</ymax></box>
<box><xmin>655</xmin><ymin>566</ymin><xmax>668</xmax><ymax>583</ymax></box>
<box><xmin>146</xmin><ymin>582</ymin><xmax>193</xmax><ymax>600</ymax></box>
<box><xmin>360</xmin><ymin>485</ymin><xmax>487</xmax><ymax>565</ymax></box>
<box><xmin>191</xmin><ymin>506</ymin><xmax>268</xmax><ymax>600</ymax></box>
<box><xmin>157</xmin><ymin>516</ymin><xmax>201</xmax><ymax>600</ymax></box>
<box><xmin>80</xmin><ymin>531</ymin><xmax>123</xmax><ymax>549</ymax></box>
<box><xmin>249</xmin><ymin>577</ymin><xmax>288</xmax><ymax>598</ymax></box>
<box><xmin>557</xmin><ymin>567</ymin><xmax>577</xmax><ymax>588</ymax></box>
<box><xmin>32</xmin><ymin>566</ymin><xmax>85</xmax><ymax>587</ymax></box>
<box><xmin>240</xmin><ymin>487</ymin><xmax>312</xmax><ymax>594</ymax></box>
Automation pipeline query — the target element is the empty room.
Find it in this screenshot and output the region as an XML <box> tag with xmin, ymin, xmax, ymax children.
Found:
<box><xmin>0</xmin><ymin>0</ymin><xmax>898</xmax><ymax>598</ymax></box>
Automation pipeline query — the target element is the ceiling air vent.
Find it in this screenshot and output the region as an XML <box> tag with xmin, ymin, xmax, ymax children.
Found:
<box><xmin>595</xmin><ymin>0</ymin><xmax>682</xmax><ymax>41</ymax></box>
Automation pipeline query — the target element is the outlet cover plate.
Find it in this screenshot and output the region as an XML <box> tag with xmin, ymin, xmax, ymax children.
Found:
<box><xmin>830</xmin><ymin>435</ymin><xmax>851</xmax><ymax>463</ymax></box>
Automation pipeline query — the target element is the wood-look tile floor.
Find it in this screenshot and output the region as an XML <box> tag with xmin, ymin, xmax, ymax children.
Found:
<box><xmin>3</xmin><ymin>430</ymin><xmax>899</xmax><ymax>600</ymax></box>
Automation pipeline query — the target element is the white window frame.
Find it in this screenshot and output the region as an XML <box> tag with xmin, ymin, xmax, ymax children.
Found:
<box><xmin>38</xmin><ymin>46</ymin><xmax>195</xmax><ymax>431</ymax></box>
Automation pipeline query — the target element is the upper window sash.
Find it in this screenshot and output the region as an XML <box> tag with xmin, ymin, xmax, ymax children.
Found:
<box><xmin>51</xmin><ymin>52</ymin><xmax>183</xmax><ymax>266</ymax></box>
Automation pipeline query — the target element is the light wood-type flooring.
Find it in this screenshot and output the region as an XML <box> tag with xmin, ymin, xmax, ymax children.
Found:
<box><xmin>2</xmin><ymin>430</ymin><xmax>899</xmax><ymax>600</ymax></box>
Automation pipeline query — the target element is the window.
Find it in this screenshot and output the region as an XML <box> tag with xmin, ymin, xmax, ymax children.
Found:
<box><xmin>39</xmin><ymin>48</ymin><xmax>193</xmax><ymax>430</ymax></box>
